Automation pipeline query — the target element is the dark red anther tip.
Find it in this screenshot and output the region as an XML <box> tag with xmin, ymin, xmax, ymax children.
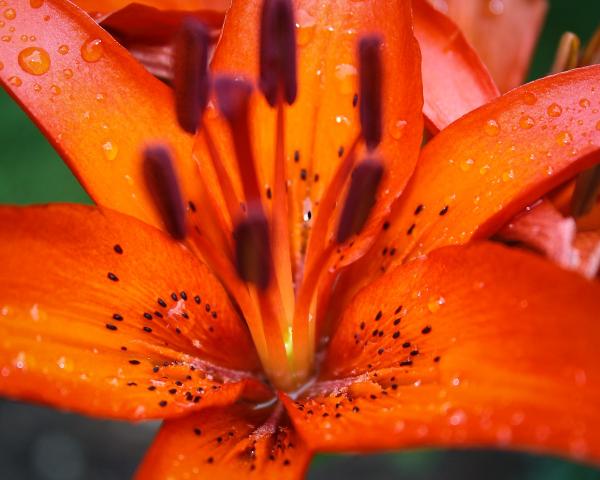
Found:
<box><xmin>358</xmin><ymin>35</ymin><xmax>383</xmax><ymax>151</ymax></box>
<box><xmin>143</xmin><ymin>145</ymin><xmax>187</xmax><ymax>240</ymax></box>
<box><xmin>336</xmin><ymin>157</ymin><xmax>384</xmax><ymax>244</ymax></box>
<box><xmin>174</xmin><ymin>17</ymin><xmax>211</xmax><ymax>134</ymax></box>
<box><xmin>234</xmin><ymin>204</ymin><xmax>272</xmax><ymax>289</ymax></box>
<box><xmin>259</xmin><ymin>0</ymin><xmax>297</xmax><ymax>106</ymax></box>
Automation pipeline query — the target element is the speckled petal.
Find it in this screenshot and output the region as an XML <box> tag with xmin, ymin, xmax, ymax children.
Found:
<box><xmin>137</xmin><ymin>403</ymin><xmax>310</xmax><ymax>479</ymax></box>
<box><xmin>0</xmin><ymin>205</ymin><xmax>265</xmax><ymax>420</ymax></box>
<box><xmin>283</xmin><ymin>243</ymin><xmax>600</xmax><ymax>462</ymax></box>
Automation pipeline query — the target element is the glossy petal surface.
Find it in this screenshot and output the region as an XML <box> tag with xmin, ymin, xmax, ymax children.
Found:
<box><xmin>284</xmin><ymin>243</ymin><xmax>600</xmax><ymax>463</ymax></box>
<box><xmin>0</xmin><ymin>205</ymin><xmax>262</xmax><ymax>419</ymax></box>
<box><xmin>414</xmin><ymin>0</ymin><xmax>499</xmax><ymax>131</ymax></box>
<box><xmin>430</xmin><ymin>0</ymin><xmax>547</xmax><ymax>92</ymax></box>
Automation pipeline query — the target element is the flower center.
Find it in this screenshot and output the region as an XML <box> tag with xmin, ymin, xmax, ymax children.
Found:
<box><xmin>144</xmin><ymin>2</ymin><xmax>385</xmax><ymax>392</ymax></box>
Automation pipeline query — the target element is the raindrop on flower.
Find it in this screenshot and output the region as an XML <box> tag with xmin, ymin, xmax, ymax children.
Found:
<box><xmin>18</xmin><ymin>46</ymin><xmax>51</xmax><ymax>75</ymax></box>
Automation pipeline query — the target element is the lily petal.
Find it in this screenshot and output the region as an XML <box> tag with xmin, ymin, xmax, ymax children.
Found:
<box><xmin>430</xmin><ymin>0</ymin><xmax>548</xmax><ymax>93</ymax></box>
<box><xmin>0</xmin><ymin>0</ymin><xmax>202</xmax><ymax>232</ymax></box>
<box><xmin>352</xmin><ymin>66</ymin><xmax>600</xmax><ymax>288</ymax></box>
<box><xmin>413</xmin><ymin>0</ymin><xmax>499</xmax><ymax>131</ymax></box>
<box><xmin>0</xmin><ymin>205</ymin><xmax>264</xmax><ymax>420</ymax></box>
<box><xmin>200</xmin><ymin>0</ymin><xmax>423</xmax><ymax>268</ymax></box>
<box><xmin>283</xmin><ymin>243</ymin><xmax>600</xmax><ymax>462</ymax></box>
<box><xmin>137</xmin><ymin>404</ymin><xmax>310</xmax><ymax>479</ymax></box>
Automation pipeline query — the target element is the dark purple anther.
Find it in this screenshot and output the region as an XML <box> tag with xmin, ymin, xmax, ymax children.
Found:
<box><xmin>259</xmin><ymin>0</ymin><xmax>298</xmax><ymax>106</ymax></box>
<box><xmin>234</xmin><ymin>205</ymin><xmax>272</xmax><ymax>289</ymax></box>
<box><xmin>359</xmin><ymin>35</ymin><xmax>383</xmax><ymax>151</ymax></box>
<box><xmin>143</xmin><ymin>145</ymin><xmax>187</xmax><ymax>240</ymax></box>
<box><xmin>336</xmin><ymin>158</ymin><xmax>384</xmax><ymax>243</ymax></box>
<box><xmin>174</xmin><ymin>17</ymin><xmax>210</xmax><ymax>134</ymax></box>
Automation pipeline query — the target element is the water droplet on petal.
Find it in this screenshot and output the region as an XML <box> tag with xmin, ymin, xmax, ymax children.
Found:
<box><xmin>3</xmin><ymin>8</ymin><xmax>16</xmax><ymax>20</ymax></box>
<box><xmin>81</xmin><ymin>38</ymin><xmax>103</xmax><ymax>63</ymax></box>
<box><xmin>58</xmin><ymin>44</ymin><xmax>69</xmax><ymax>55</ymax></box>
<box><xmin>556</xmin><ymin>131</ymin><xmax>572</xmax><ymax>146</ymax></box>
<box><xmin>488</xmin><ymin>0</ymin><xmax>504</xmax><ymax>15</ymax></box>
<box><xmin>102</xmin><ymin>141</ymin><xmax>118</xmax><ymax>161</ymax></box>
<box><xmin>63</xmin><ymin>68</ymin><xmax>73</xmax><ymax>79</ymax></box>
<box><xmin>390</xmin><ymin>119</ymin><xmax>407</xmax><ymax>140</ymax></box>
<box><xmin>484</xmin><ymin>119</ymin><xmax>500</xmax><ymax>136</ymax></box>
<box><xmin>295</xmin><ymin>9</ymin><xmax>316</xmax><ymax>47</ymax></box>
<box><xmin>502</xmin><ymin>169</ymin><xmax>515</xmax><ymax>182</ymax></box>
<box><xmin>547</xmin><ymin>103</ymin><xmax>562</xmax><ymax>117</ymax></box>
<box><xmin>8</xmin><ymin>75</ymin><xmax>22</xmax><ymax>86</ymax></box>
<box><xmin>18</xmin><ymin>46</ymin><xmax>51</xmax><ymax>75</ymax></box>
<box><xmin>427</xmin><ymin>296</ymin><xmax>445</xmax><ymax>313</ymax></box>
<box><xmin>523</xmin><ymin>92</ymin><xmax>537</xmax><ymax>106</ymax></box>
<box><xmin>460</xmin><ymin>158</ymin><xmax>474</xmax><ymax>172</ymax></box>
<box><xmin>518</xmin><ymin>115</ymin><xmax>535</xmax><ymax>129</ymax></box>
<box><xmin>578</xmin><ymin>98</ymin><xmax>590</xmax><ymax>108</ymax></box>
<box><xmin>50</xmin><ymin>84</ymin><xmax>61</xmax><ymax>95</ymax></box>
<box><xmin>334</xmin><ymin>63</ymin><xmax>357</xmax><ymax>95</ymax></box>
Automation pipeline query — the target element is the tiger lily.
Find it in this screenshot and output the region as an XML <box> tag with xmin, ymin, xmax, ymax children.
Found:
<box><xmin>1</xmin><ymin>0</ymin><xmax>600</xmax><ymax>479</ymax></box>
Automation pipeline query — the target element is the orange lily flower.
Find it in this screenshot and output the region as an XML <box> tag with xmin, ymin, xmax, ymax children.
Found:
<box><xmin>1</xmin><ymin>1</ymin><xmax>600</xmax><ymax>479</ymax></box>
<box><xmin>427</xmin><ymin>0</ymin><xmax>548</xmax><ymax>93</ymax></box>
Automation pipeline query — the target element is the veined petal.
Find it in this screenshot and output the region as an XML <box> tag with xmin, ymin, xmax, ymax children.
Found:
<box><xmin>283</xmin><ymin>243</ymin><xmax>600</xmax><ymax>462</ymax></box>
<box><xmin>349</xmin><ymin>66</ymin><xmax>600</xmax><ymax>289</ymax></box>
<box><xmin>199</xmin><ymin>0</ymin><xmax>423</xmax><ymax>270</ymax></box>
<box><xmin>0</xmin><ymin>0</ymin><xmax>203</xmax><ymax>232</ymax></box>
<box><xmin>137</xmin><ymin>404</ymin><xmax>310</xmax><ymax>479</ymax></box>
<box><xmin>0</xmin><ymin>205</ymin><xmax>264</xmax><ymax>420</ymax></box>
<box><xmin>413</xmin><ymin>0</ymin><xmax>499</xmax><ymax>131</ymax></box>
<box><xmin>429</xmin><ymin>0</ymin><xmax>548</xmax><ymax>93</ymax></box>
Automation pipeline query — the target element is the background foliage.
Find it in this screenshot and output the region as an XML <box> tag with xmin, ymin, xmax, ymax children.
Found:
<box><xmin>1</xmin><ymin>1</ymin><xmax>599</xmax><ymax>478</ymax></box>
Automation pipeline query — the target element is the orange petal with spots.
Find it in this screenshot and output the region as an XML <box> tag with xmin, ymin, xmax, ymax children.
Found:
<box><xmin>0</xmin><ymin>205</ymin><xmax>265</xmax><ymax>420</ymax></box>
<box><xmin>348</xmin><ymin>65</ymin><xmax>600</xmax><ymax>292</ymax></box>
<box><xmin>0</xmin><ymin>0</ymin><xmax>199</xmax><ymax>231</ymax></box>
<box><xmin>199</xmin><ymin>0</ymin><xmax>423</xmax><ymax>271</ymax></box>
<box><xmin>413</xmin><ymin>0</ymin><xmax>499</xmax><ymax>131</ymax></box>
<box><xmin>137</xmin><ymin>404</ymin><xmax>310</xmax><ymax>479</ymax></box>
<box><xmin>429</xmin><ymin>0</ymin><xmax>547</xmax><ymax>93</ymax></box>
<box><xmin>283</xmin><ymin>243</ymin><xmax>600</xmax><ymax>463</ymax></box>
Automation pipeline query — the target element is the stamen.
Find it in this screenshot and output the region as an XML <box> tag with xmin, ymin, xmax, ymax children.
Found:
<box><xmin>359</xmin><ymin>35</ymin><xmax>383</xmax><ymax>151</ymax></box>
<box><xmin>582</xmin><ymin>25</ymin><xmax>600</xmax><ymax>66</ymax></box>
<box><xmin>174</xmin><ymin>18</ymin><xmax>210</xmax><ymax>134</ymax></box>
<box><xmin>143</xmin><ymin>145</ymin><xmax>187</xmax><ymax>240</ymax></box>
<box><xmin>550</xmin><ymin>32</ymin><xmax>580</xmax><ymax>74</ymax></box>
<box><xmin>214</xmin><ymin>76</ymin><xmax>263</xmax><ymax>204</ymax></box>
<box><xmin>259</xmin><ymin>0</ymin><xmax>297</xmax><ymax>106</ymax></box>
<box><xmin>571</xmin><ymin>165</ymin><xmax>600</xmax><ymax>217</ymax></box>
<box><xmin>336</xmin><ymin>157</ymin><xmax>384</xmax><ymax>243</ymax></box>
<box><xmin>234</xmin><ymin>204</ymin><xmax>272</xmax><ymax>289</ymax></box>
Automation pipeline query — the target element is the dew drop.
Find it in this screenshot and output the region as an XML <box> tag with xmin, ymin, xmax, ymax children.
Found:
<box><xmin>518</xmin><ymin>115</ymin><xmax>535</xmax><ymax>130</ymax></box>
<box><xmin>390</xmin><ymin>119</ymin><xmax>407</xmax><ymax>140</ymax></box>
<box><xmin>3</xmin><ymin>8</ymin><xmax>16</xmax><ymax>20</ymax></box>
<box><xmin>523</xmin><ymin>92</ymin><xmax>537</xmax><ymax>105</ymax></box>
<box><xmin>63</xmin><ymin>68</ymin><xmax>73</xmax><ymax>79</ymax></box>
<box><xmin>18</xmin><ymin>46</ymin><xmax>51</xmax><ymax>75</ymax></box>
<box><xmin>102</xmin><ymin>141</ymin><xmax>119</xmax><ymax>161</ymax></box>
<box><xmin>81</xmin><ymin>38</ymin><xmax>103</xmax><ymax>63</ymax></box>
<box><xmin>50</xmin><ymin>84</ymin><xmax>61</xmax><ymax>95</ymax></box>
<box><xmin>335</xmin><ymin>63</ymin><xmax>357</xmax><ymax>95</ymax></box>
<box><xmin>427</xmin><ymin>296</ymin><xmax>445</xmax><ymax>313</ymax></box>
<box><xmin>484</xmin><ymin>119</ymin><xmax>500</xmax><ymax>136</ymax></box>
<box><xmin>479</xmin><ymin>164</ymin><xmax>491</xmax><ymax>175</ymax></box>
<box><xmin>58</xmin><ymin>44</ymin><xmax>69</xmax><ymax>55</ymax></box>
<box><xmin>8</xmin><ymin>75</ymin><xmax>22</xmax><ymax>87</ymax></box>
<box><xmin>502</xmin><ymin>169</ymin><xmax>515</xmax><ymax>182</ymax></box>
<box><xmin>579</xmin><ymin>98</ymin><xmax>590</xmax><ymax>109</ymax></box>
<box><xmin>460</xmin><ymin>158</ymin><xmax>474</xmax><ymax>172</ymax></box>
<box><xmin>33</xmin><ymin>82</ymin><xmax>41</xmax><ymax>92</ymax></box>
<box><xmin>488</xmin><ymin>0</ymin><xmax>504</xmax><ymax>15</ymax></box>
<box><xmin>556</xmin><ymin>131</ymin><xmax>572</xmax><ymax>146</ymax></box>
<box><xmin>547</xmin><ymin>103</ymin><xmax>562</xmax><ymax>117</ymax></box>
<box><xmin>295</xmin><ymin>9</ymin><xmax>316</xmax><ymax>47</ymax></box>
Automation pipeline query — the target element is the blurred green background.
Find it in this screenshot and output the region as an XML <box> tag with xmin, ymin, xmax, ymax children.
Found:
<box><xmin>1</xmin><ymin>1</ymin><xmax>600</xmax><ymax>479</ymax></box>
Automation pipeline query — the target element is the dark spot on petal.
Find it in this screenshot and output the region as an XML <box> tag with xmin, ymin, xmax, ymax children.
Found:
<box><xmin>439</xmin><ymin>205</ymin><xmax>449</xmax><ymax>216</ymax></box>
<box><xmin>422</xmin><ymin>325</ymin><xmax>432</xmax><ymax>334</ymax></box>
<box><xmin>107</xmin><ymin>272</ymin><xmax>119</xmax><ymax>282</ymax></box>
<box><xmin>105</xmin><ymin>324</ymin><xmax>117</xmax><ymax>331</ymax></box>
<box><xmin>113</xmin><ymin>244</ymin><xmax>123</xmax><ymax>254</ymax></box>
